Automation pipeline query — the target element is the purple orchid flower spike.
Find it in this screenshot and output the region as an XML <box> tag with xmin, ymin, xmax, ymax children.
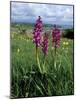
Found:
<box><xmin>52</xmin><ymin>25</ymin><xmax>61</xmax><ymax>68</ymax></box>
<box><xmin>42</xmin><ymin>32</ymin><xmax>49</xmax><ymax>56</ymax></box>
<box><xmin>52</xmin><ymin>25</ymin><xmax>61</xmax><ymax>48</ymax></box>
<box><xmin>32</xmin><ymin>16</ymin><xmax>43</xmax><ymax>73</ymax></box>
<box><xmin>33</xmin><ymin>16</ymin><xmax>42</xmax><ymax>47</ymax></box>
<box><xmin>41</xmin><ymin>32</ymin><xmax>49</xmax><ymax>73</ymax></box>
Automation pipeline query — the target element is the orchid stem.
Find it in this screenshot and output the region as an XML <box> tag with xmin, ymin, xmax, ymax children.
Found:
<box><xmin>17</xmin><ymin>66</ymin><xmax>18</xmax><ymax>96</ymax></box>
<box><xmin>54</xmin><ymin>46</ymin><xmax>57</xmax><ymax>69</ymax></box>
<box><xmin>36</xmin><ymin>46</ymin><xmax>42</xmax><ymax>73</ymax></box>
<box><xmin>43</xmin><ymin>55</ymin><xmax>46</xmax><ymax>73</ymax></box>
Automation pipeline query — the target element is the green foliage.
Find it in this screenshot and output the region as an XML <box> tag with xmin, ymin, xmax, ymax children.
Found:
<box><xmin>62</xmin><ymin>29</ymin><xmax>74</xmax><ymax>39</ymax></box>
<box><xmin>10</xmin><ymin>25</ymin><xmax>74</xmax><ymax>98</ymax></box>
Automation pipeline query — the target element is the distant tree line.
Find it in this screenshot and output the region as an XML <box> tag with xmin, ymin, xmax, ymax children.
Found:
<box><xmin>62</xmin><ymin>28</ymin><xmax>74</xmax><ymax>39</ymax></box>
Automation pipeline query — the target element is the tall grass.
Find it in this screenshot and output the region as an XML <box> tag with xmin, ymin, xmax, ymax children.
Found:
<box><xmin>11</xmin><ymin>32</ymin><xmax>74</xmax><ymax>98</ymax></box>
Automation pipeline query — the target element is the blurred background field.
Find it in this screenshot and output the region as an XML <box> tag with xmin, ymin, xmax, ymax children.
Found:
<box><xmin>10</xmin><ymin>23</ymin><xmax>74</xmax><ymax>98</ymax></box>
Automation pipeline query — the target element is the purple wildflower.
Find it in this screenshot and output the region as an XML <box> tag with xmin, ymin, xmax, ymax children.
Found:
<box><xmin>52</xmin><ymin>25</ymin><xmax>61</xmax><ymax>48</ymax></box>
<box><xmin>33</xmin><ymin>16</ymin><xmax>42</xmax><ymax>47</ymax></box>
<box><xmin>42</xmin><ymin>33</ymin><xmax>48</xmax><ymax>55</ymax></box>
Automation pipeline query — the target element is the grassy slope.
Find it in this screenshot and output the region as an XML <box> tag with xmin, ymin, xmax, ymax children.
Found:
<box><xmin>11</xmin><ymin>27</ymin><xmax>74</xmax><ymax>98</ymax></box>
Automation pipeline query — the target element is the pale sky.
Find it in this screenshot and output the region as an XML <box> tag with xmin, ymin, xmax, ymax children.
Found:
<box><xmin>11</xmin><ymin>2</ymin><xmax>73</xmax><ymax>26</ymax></box>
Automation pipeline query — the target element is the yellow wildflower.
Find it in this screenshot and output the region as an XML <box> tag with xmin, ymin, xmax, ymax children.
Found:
<box><xmin>17</xmin><ymin>48</ymin><xmax>20</xmax><ymax>53</ymax></box>
<box><xmin>65</xmin><ymin>42</ymin><xmax>69</xmax><ymax>45</ymax></box>
<box><xmin>63</xmin><ymin>42</ymin><xmax>66</xmax><ymax>45</ymax></box>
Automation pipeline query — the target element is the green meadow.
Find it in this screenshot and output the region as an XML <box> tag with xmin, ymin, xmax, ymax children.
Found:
<box><xmin>11</xmin><ymin>24</ymin><xmax>74</xmax><ymax>98</ymax></box>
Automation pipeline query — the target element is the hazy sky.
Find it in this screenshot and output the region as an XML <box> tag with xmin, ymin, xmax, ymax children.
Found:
<box><xmin>11</xmin><ymin>2</ymin><xmax>73</xmax><ymax>26</ymax></box>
